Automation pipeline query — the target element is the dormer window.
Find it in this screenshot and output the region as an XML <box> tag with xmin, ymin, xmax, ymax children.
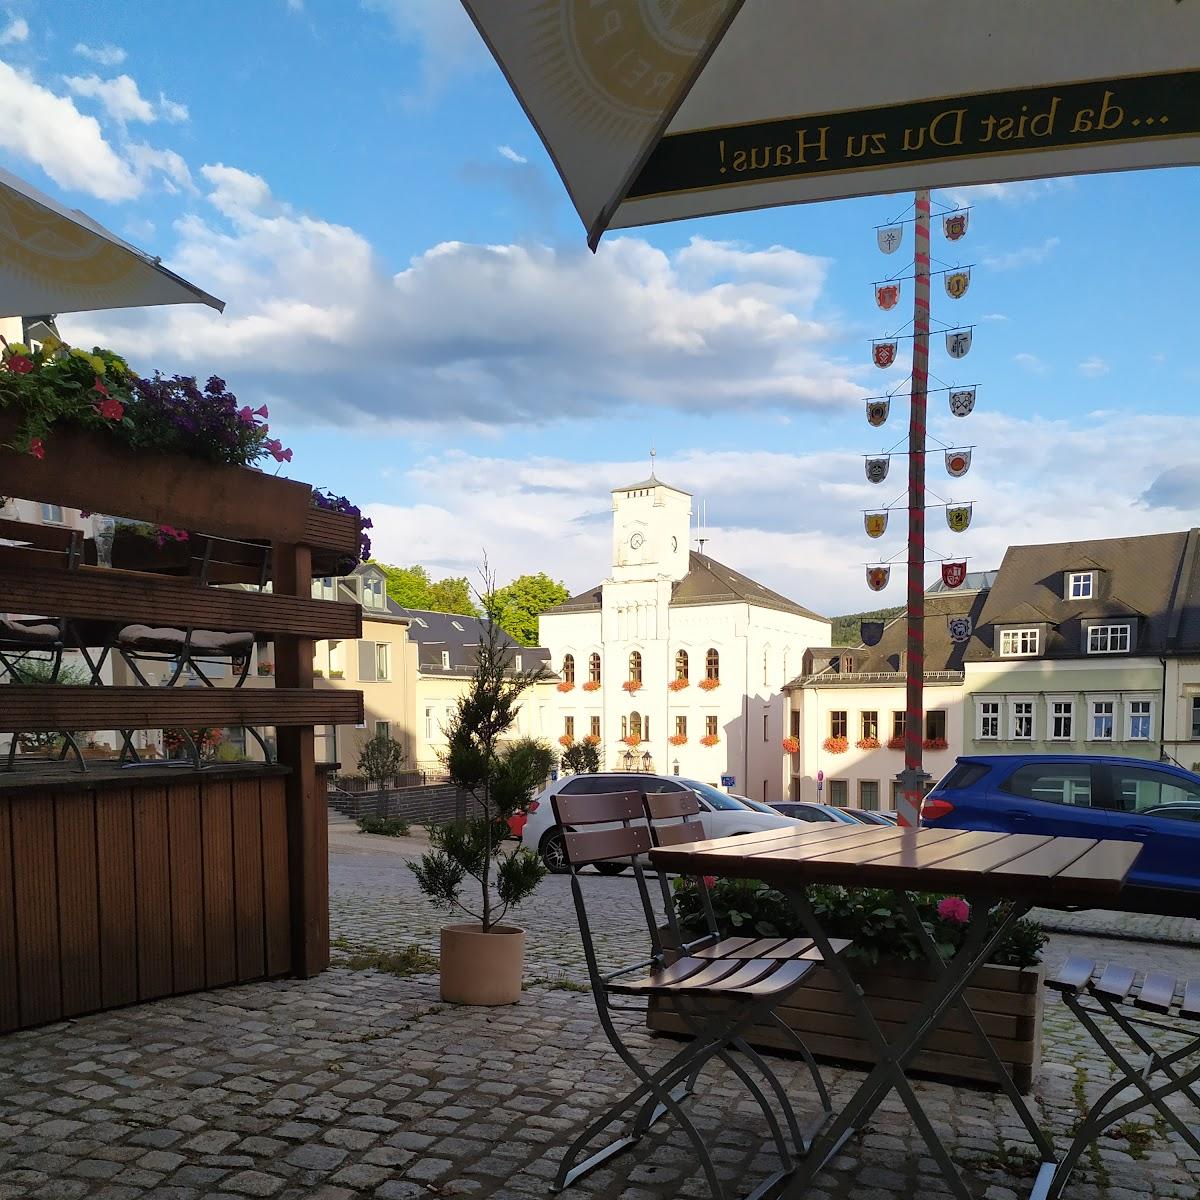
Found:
<box><xmin>1087</xmin><ymin>624</ymin><xmax>1130</xmax><ymax>654</ymax></box>
<box><xmin>364</xmin><ymin>576</ymin><xmax>385</xmax><ymax>608</ymax></box>
<box><xmin>999</xmin><ymin>628</ymin><xmax>1040</xmax><ymax>657</ymax></box>
<box><xmin>1068</xmin><ymin>571</ymin><xmax>1095</xmax><ymax>600</ymax></box>
<box><xmin>441</xmin><ymin>650</ymin><xmax>450</xmax><ymax>669</ymax></box>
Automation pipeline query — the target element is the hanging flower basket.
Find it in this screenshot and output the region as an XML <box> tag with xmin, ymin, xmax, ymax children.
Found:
<box><xmin>856</xmin><ymin>737</ymin><xmax>881</xmax><ymax>751</ymax></box>
<box><xmin>924</xmin><ymin>737</ymin><xmax>950</xmax><ymax>751</ymax></box>
<box><xmin>582</xmin><ymin>680</ymin><xmax>601</xmax><ymax>692</ymax></box>
<box><xmin>668</xmin><ymin>734</ymin><xmax>688</xmax><ymax>746</ymax></box>
<box><xmin>558</xmin><ymin>734</ymin><xmax>574</xmax><ymax>748</ymax></box>
<box><xmin>621</xmin><ymin>735</ymin><xmax>643</xmax><ymax>747</ymax></box>
<box><xmin>556</xmin><ymin>681</ymin><xmax>575</xmax><ymax>693</ymax></box>
<box><xmin>699</xmin><ymin>734</ymin><xmax>720</xmax><ymax>747</ymax></box>
<box><xmin>887</xmin><ymin>736</ymin><xmax>906</xmax><ymax>750</ymax></box>
<box><xmin>781</xmin><ymin>736</ymin><xmax>800</xmax><ymax>755</ymax></box>
<box><xmin>698</xmin><ymin>678</ymin><xmax>720</xmax><ymax>691</ymax></box>
<box><xmin>822</xmin><ymin>736</ymin><xmax>849</xmax><ymax>754</ymax></box>
<box><xmin>622</xmin><ymin>680</ymin><xmax>643</xmax><ymax>693</ymax></box>
<box><xmin>668</xmin><ymin>678</ymin><xmax>689</xmax><ymax>692</ymax></box>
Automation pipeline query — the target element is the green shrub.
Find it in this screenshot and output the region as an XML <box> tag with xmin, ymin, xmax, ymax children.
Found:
<box><xmin>358</xmin><ymin>816</ymin><xmax>410</xmax><ymax>837</ymax></box>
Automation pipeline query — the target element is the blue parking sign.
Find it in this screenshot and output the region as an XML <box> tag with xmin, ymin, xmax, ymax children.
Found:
<box><xmin>720</xmin><ymin>775</ymin><xmax>735</xmax><ymax>788</ymax></box>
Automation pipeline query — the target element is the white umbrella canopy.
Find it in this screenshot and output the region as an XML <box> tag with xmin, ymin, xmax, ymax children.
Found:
<box><xmin>0</xmin><ymin>167</ymin><xmax>223</xmax><ymax>317</ymax></box>
<box><xmin>464</xmin><ymin>0</ymin><xmax>1200</xmax><ymax>247</ymax></box>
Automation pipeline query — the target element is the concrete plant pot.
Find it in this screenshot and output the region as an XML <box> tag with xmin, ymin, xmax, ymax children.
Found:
<box><xmin>439</xmin><ymin>923</ymin><xmax>525</xmax><ymax>1006</ymax></box>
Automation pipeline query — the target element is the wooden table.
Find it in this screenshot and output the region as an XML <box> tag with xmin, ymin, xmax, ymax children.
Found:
<box><xmin>649</xmin><ymin>823</ymin><xmax>1143</xmax><ymax>1200</ymax></box>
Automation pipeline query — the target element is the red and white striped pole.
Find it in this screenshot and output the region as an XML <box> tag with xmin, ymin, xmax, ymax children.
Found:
<box><xmin>898</xmin><ymin>189</ymin><xmax>931</xmax><ymax>828</ymax></box>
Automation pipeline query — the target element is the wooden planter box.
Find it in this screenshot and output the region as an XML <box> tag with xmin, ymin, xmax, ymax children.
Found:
<box><xmin>648</xmin><ymin>941</ymin><xmax>1043</xmax><ymax>1093</ymax></box>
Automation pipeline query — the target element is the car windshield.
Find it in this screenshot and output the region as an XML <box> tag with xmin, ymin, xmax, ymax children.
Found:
<box><xmin>733</xmin><ymin>794</ymin><xmax>776</xmax><ymax>814</ymax></box>
<box><xmin>680</xmin><ymin>779</ymin><xmax>746</xmax><ymax>811</ymax></box>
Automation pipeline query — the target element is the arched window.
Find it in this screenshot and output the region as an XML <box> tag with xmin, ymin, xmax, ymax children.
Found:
<box><xmin>675</xmin><ymin>649</ymin><xmax>689</xmax><ymax>681</ymax></box>
<box><xmin>589</xmin><ymin>652</ymin><xmax>601</xmax><ymax>683</ymax></box>
<box><xmin>630</xmin><ymin>712</ymin><xmax>642</xmax><ymax>740</ymax></box>
<box><xmin>706</xmin><ymin>648</ymin><xmax>720</xmax><ymax>681</ymax></box>
<box><xmin>629</xmin><ymin>650</ymin><xmax>642</xmax><ymax>683</ymax></box>
<box><xmin>562</xmin><ymin>653</ymin><xmax>575</xmax><ymax>684</ymax></box>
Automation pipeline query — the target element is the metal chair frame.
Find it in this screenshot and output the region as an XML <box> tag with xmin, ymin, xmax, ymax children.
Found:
<box><xmin>552</xmin><ymin>789</ymin><xmax>830</xmax><ymax>1200</ymax></box>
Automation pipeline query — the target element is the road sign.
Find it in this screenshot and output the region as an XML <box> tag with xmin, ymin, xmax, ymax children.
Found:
<box><xmin>720</xmin><ymin>775</ymin><xmax>735</xmax><ymax>788</ymax></box>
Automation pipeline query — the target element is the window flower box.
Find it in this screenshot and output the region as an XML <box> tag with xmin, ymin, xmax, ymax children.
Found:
<box><xmin>699</xmin><ymin>734</ymin><xmax>720</xmax><ymax>747</ymax></box>
<box><xmin>886</xmin><ymin>736</ymin><xmax>905</xmax><ymax>750</ymax></box>
<box><xmin>621</xmin><ymin>735</ymin><xmax>642</xmax><ymax>747</ymax></box>
<box><xmin>781</xmin><ymin>736</ymin><xmax>800</xmax><ymax>755</ymax></box>
<box><xmin>698</xmin><ymin>678</ymin><xmax>720</xmax><ymax>691</ymax></box>
<box><xmin>924</xmin><ymin>737</ymin><xmax>949</xmax><ymax>751</ymax></box>
<box><xmin>622</xmin><ymin>680</ymin><xmax>642</xmax><ymax>693</ymax></box>
<box><xmin>558</xmin><ymin>734</ymin><xmax>574</xmax><ymax>748</ymax></box>
<box><xmin>855</xmin><ymin>737</ymin><xmax>881</xmax><ymax>751</ymax></box>
<box><xmin>556</xmin><ymin>681</ymin><xmax>574</xmax><ymax>693</ymax></box>
<box><xmin>583</xmin><ymin>735</ymin><xmax>601</xmax><ymax>747</ymax></box>
<box><xmin>668</xmin><ymin>734</ymin><xmax>688</xmax><ymax>746</ymax></box>
<box><xmin>582</xmin><ymin>680</ymin><xmax>601</xmax><ymax>692</ymax></box>
<box><xmin>822</xmin><ymin>736</ymin><xmax>848</xmax><ymax>754</ymax></box>
<box><xmin>668</xmin><ymin>678</ymin><xmax>689</xmax><ymax>692</ymax></box>
<box><xmin>328</xmin><ymin>670</ymin><xmax>344</xmax><ymax>680</ymax></box>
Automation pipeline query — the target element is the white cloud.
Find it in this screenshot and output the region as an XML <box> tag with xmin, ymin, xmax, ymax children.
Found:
<box><xmin>70</xmin><ymin>172</ymin><xmax>864</xmax><ymax>427</ymax></box>
<box><xmin>65</xmin><ymin>73</ymin><xmax>156</xmax><ymax>123</ymax></box>
<box><xmin>981</xmin><ymin>312</ymin><xmax>1008</xmax><ymax>322</ymax></box>
<box><xmin>497</xmin><ymin>144</ymin><xmax>527</xmax><ymax>164</ymax></box>
<box><xmin>1077</xmin><ymin>357</ymin><xmax>1109</xmax><ymax>377</ymax></box>
<box><xmin>983</xmin><ymin>236</ymin><xmax>1060</xmax><ymax>272</ymax></box>
<box><xmin>126</xmin><ymin>142</ymin><xmax>195</xmax><ymax>193</ymax></box>
<box><xmin>0</xmin><ymin>61</ymin><xmax>140</xmax><ymax>200</ymax></box>
<box><xmin>73</xmin><ymin>42</ymin><xmax>126</xmax><ymax>66</ymax></box>
<box><xmin>0</xmin><ymin>15</ymin><xmax>29</xmax><ymax>44</ymax></box>
<box><xmin>158</xmin><ymin>93</ymin><xmax>189</xmax><ymax>123</ymax></box>
<box><xmin>947</xmin><ymin>179</ymin><xmax>1072</xmax><ymax>207</ymax></box>
<box><xmin>286</xmin><ymin>0</ymin><xmax>303</xmax><ymax>9</ymax></box>
<box><xmin>363</xmin><ymin>0</ymin><xmax>488</xmax><ymax>101</ymax></box>
<box><xmin>1014</xmin><ymin>352</ymin><xmax>1048</xmax><ymax>374</ymax></box>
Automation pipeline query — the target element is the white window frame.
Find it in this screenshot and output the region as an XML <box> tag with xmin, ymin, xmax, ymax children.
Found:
<box><xmin>1068</xmin><ymin>571</ymin><xmax>1094</xmax><ymax>600</ymax></box>
<box><xmin>440</xmin><ymin>649</ymin><xmax>450</xmax><ymax>670</ymax></box>
<box><xmin>1126</xmin><ymin>696</ymin><xmax>1154</xmax><ymax>742</ymax></box>
<box><xmin>976</xmin><ymin>699</ymin><xmax>1001</xmax><ymax>740</ymax></box>
<box><xmin>424</xmin><ymin>707</ymin><xmax>433</xmax><ymax>740</ymax></box>
<box><xmin>375</xmin><ymin>642</ymin><xmax>390</xmax><ymax>681</ymax></box>
<box><xmin>1191</xmin><ymin>695</ymin><xmax>1200</xmax><ymax>740</ymax></box>
<box><xmin>1008</xmin><ymin>696</ymin><xmax>1036</xmax><ymax>742</ymax></box>
<box><xmin>1088</xmin><ymin>695</ymin><xmax>1116</xmax><ymax>742</ymax></box>
<box><xmin>1087</xmin><ymin>624</ymin><xmax>1130</xmax><ymax>655</ymax></box>
<box><xmin>1048</xmin><ymin>696</ymin><xmax>1075</xmax><ymax>742</ymax></box>
<box><xmin>999</xmin><ymin>627</ymin><xmax>1040</xmax><ymax>657</ymax></box>
<box><xmin>41</xmin><ymin>502</ymin><xmax>65</xmax><ymax>524</ymax></box>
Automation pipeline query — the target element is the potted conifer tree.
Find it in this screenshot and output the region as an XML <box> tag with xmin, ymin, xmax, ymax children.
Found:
<box><xmin>410</xmin><ymin>592</ymin><xmax>553</xmax><ymax>1005</ymax></box>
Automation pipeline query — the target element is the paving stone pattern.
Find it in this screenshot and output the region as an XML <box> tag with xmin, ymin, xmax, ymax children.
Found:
<box><xmin>0</xmin><ymin>831</ymin><xmax>1196</xmax><ymax>1199</ymax></box>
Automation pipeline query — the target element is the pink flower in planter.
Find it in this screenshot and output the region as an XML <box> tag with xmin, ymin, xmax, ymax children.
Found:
<box><xmin>937</xmin><ymin>897</ymin><xmax>970</xmax><ymax>925</ymax></box>
<box><xmin>29</xmin><ymin>437</ymin><xmax>45</xmax><ymax>459</ymax></box>
<box><xmin>701</xmin><ymin>876</ymin><xmax>718</xmax><ymax>890</ymax></box>
<box><xmin>95</xmin><ymin>396</ymin><xmax>125</xmax><ymax>421</ymax></box>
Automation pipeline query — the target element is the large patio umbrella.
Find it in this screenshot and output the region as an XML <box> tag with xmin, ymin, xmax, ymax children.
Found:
<box><xmin>463</xmin><ymin>0</ymin><xmax>1200</xmax><ymax>824</ymax></box>
<box><xmin>0</xmin><ymin>167</ymin><xmax>223</xmax><ymax>316</ymax></box>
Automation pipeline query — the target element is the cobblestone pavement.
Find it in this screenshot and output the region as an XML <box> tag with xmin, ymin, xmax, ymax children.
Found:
<box><xmin>0</xmin><ymin>828</ymin><xmax>1196</xmax><ymax>1200</ymax></box>
<box><xmin>1029</xmin><ymin>907</ymin><xmax>1200</xmax><ymax>948</ymax></box>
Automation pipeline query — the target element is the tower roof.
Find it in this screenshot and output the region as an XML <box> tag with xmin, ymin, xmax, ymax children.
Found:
<box><xmin>610</xmin><ymin>475</ymin><xmax>692</xmax><ymax>497</ymax></box>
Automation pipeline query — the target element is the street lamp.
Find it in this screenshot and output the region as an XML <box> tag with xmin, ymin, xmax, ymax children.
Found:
<box><xmin>672</xmin><ymin>758</ymin><xmax>680</xmax><ymax>776</ymax></box>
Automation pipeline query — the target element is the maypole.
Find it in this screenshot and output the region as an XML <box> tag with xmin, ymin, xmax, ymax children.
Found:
<box><xmin>898</xmin><ymin>189</ymin><xmax>932</xmax><ymax>828</ymax></box>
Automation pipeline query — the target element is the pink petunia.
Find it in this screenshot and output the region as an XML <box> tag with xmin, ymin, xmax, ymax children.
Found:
<box><xmin>95</xmin><ymin>397</ymin><xmax>125</xmax><ymax>421</ymax></box>
<box><xmin>7</xmin><ymin>355</ymin><xmax>33</xmax><ymax>374</ymax></box>
<box><xmin>29</xmin><ymin>437</ymin><xmax>45</xmax><ymax>459</ymax></box>
<box><xmin>937</xmin><ymin>897</ymin><xmax>970</xmax><ymax>925</ymax></box>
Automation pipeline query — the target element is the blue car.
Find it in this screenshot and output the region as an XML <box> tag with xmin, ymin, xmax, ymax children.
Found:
<box><xmin>922</xmin><ymin>755</ymin><xmax>1200</xmax><ymax>904</ymax></box>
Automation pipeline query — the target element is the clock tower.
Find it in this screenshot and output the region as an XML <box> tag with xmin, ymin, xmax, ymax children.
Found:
<box><xmin>610</xmin><ymin>475</ymin><xmax>692</xmax><ymax>582</ymax></box>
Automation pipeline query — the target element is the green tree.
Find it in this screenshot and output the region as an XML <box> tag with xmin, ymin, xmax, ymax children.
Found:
<box><xmin>492</xmin><ymin>572</ymin><xmax>570</xmax><ymax>646</ymax></box>
<box><xmin>358</xmin><ymin>730</ymin><xmax>406</xmax><ymax>789</ymax></box>
<box><xmin>374</xmin><ymin>562</ymin><xmax>432</xmax><ymax>609</ymax></box>
<box><xmin>409</xmin><ymin>587</ymin><xmax>553</xmax><ymax>931</ymax></box>
<box><xmin>561</xmin><ymin>740</ymin><xmax>600</xmax><ymax>775</ymax></box>
<box><xmin>426</xmin><ymin>575</ymin><xmax>479</xmax><ymax>616</ymax></box>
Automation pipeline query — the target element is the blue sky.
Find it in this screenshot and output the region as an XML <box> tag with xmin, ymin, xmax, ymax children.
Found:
<box><xmin>3</xmin><ymin>1</ymin><xmax>1198</xmax><ymax>614</ymax></box>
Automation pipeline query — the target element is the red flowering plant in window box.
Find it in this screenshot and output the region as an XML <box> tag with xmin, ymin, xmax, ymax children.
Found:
<box><xmin>558</xmin><ymin>734</ymin><xmax>574</xmax><ymax>748</ymax></box>
<box><xmin>856</xmin><ymin>737</ymin><xmax>881</xmax><ymax>751</ymax></box>
<box><xmin>698</xmin><ymin>677</ymin><xmax>720</xmax><ymax>691</ymax></box>
<box><xmin>923</xmin><ymin>737</ymin><xmax>949</xmax><ymax>751</ymax></box>
<box><xmin>886</xmin><ymin>736</ymin><xmax>906</xmax><ymax>750</ymax></box>
<box><xmin>699</xmin><ymin>733</ymin><xmax>720</xmax><ymax>747</ymax></box>
<box><xmin>781</xmin><ymin>736</ymin><xmax>800</xmax><ymax>755</ymax></box>
<box><xmin>822</xmin><ymin>736</ymin><xmax>849</xmax><ymax>754</ymax></box>
<box><xmin>582</xmin><ymin>734</ymin><xmax>601</xmax><ymax>747</ymax></box>
<box><xmin>668</xmin><ymin>733</ymin><xmax>688</xmax><ymax>746</ymax></box>
<box><xmin>622</xmin><ymin>680</ymin><xmax>643</xmax><ymax>693</ymax></box>
<box><xmin>556</xmin><ymin>681</ymin><xmax>574</xmax><ymax>693</ymax></box>
<box><xmin>582</xmin><ymin>680</ymin><xmax>601</xmax><ymax>692</ymax></box>
<box><xmin>621</xmin><ymin>735</ymin><xmax>642</xmax><ymax>747</ymax></box>
<box><xmin>668</xmin><ymin>678</ymin><xmax>689</xmax><ymax>692</ymax></box>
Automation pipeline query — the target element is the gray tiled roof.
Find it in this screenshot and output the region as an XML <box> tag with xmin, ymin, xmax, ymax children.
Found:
<box><xmin>396</xmin><ymin>607</ymin><xmax>552</xmax><ymax>677</ymax></box>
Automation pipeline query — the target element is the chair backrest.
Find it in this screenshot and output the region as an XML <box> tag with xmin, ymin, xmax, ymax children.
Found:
<box><xmin>190</xmin><ymin>535</ymin><xmax>272</xmax><ymax>588</ymax></box>
<box><xmin>644</xmin><ymin>788</ymin><xmax>706</xmax><ymax>847</ymax></box>
<box><xmin>551</xmin><ymin>790</ymin><xmax>650</xmax><ymax>866</ymax></box>
<box><xmin>0</xmin><ymin>517</ymin><xmax>82</xmax><ymax>571</ymax></box>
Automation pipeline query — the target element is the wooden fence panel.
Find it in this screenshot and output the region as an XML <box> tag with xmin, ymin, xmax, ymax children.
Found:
<box><xmin>95</xmin><ymin>789</ymin><xmax>139</xmax><ymax>1009</ymax></box>
<box><xmin>168</xmin><ymin>783</ymin><xmax>206</xmax><ymax>994</ymax></box>
<box><xmin>134</xmin><ymin>787</ymin><xmax>174</xmax><ymax>999</ymax></box>
<box><xmin>201</xmin><ymin>781</ymin><xmax>238</xmax><ymax>987</ymax></box>
<box><xmin>0</xmin><ymin>798</ymin><xmax>17</xmax><ymax>1032</ymax></box>
<box><xmin>261</xmin><ymin>777</ymin><xmax>292</xmax><ymax>977</ymax></box>
<box><xmin>231</xmin><ymin>779</ymin><xmax>266</xmax><ymax>980</ymax></box>
<box><xmin>10</xmin><ymin>793</ymin><xmax>61</xmax><ymax>1026</ymax></box>
<box><xmin>55</xmin><ymin>794</ymin><xmax>101</xmax><ymax>1017</ymax></box>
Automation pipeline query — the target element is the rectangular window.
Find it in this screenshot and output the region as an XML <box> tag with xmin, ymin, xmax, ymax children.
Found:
<box><xmin>314</xmin><ymin>576</ymin><xmax>337</xmax><ymax>601</ymax></box>
<box><xmin>1000</xmin><ymin>628</ymin><xmax>1040</xmax><ymax>657</ymax></box>
<box><xmin>977</xmin><ymin>700</ymin><xmax>1000</xmax><ymax>740</ymax></box>
<box><xmin>892</xmin><ymin>711</ymin><xmax>906</xmax><ymax>740</ymax></box>
<box><xmin>860</xmin><ymin>711</ymin><xmax>878</xmax><ymax>741</ymax></box>
<box><xmin>828</xmin><ymin>779</ymin><xmax>848</xmax><ymax>807</ymax></box>
<box><xmin>675</xmin><ymin>715</ymin><xmax>687</xmax><ymax>738</ymax></box>
<box><xmin>40</xmin><ymin>503</ymin><xmax>64</xmax><ymax>524</ymax></box>
<box><xmin>790</xmin><ymin>710</ymin><xmax>801</xmax><ymax>738</ymax></box>
<box><xmin>1090</xmin><ymin>700</ymin><xmax>1115</xmax><ymax>741</ymax></box>
<box><xmin>859</xmin><ymin>780</ymin><xmax>879</xmax><ymax>811</ymax></box>
<box><xmin>1128</xmin><ymin>699</ymin><xmax>1152</xmax><ymax>741</ymax></box>
<box><xmin>441</xmin><ymin>649</ymin><xmax>450</xmax><ymax>670</ymax></box>
<box><xmin>705</xmin><ymin>715</ymin><xmax>718</xmax><ymax>738</ymax></box>
<box><xmin>891</xmin><ymin>780</ymin><xmax>904</xmax><ymax>807</ymax></box>
<box><xmin>1011</xmin><ymin>701</ymin><xmax>1034</xmax><ymax>741</ymax></box>
<box><xmin>375</xmin><ymin>720</ymin><xmax>390</xmax><ymax>739</ymax></box>
<box><xmin>357</xmin><ymin>640</ymin><xmax>377</xmax><ymax>682</ymax></box>
<box><xmin>424</xmin><ymin>707</ymin><xmax>433</xmax><ymax>740</ymax></box>
<box><xmin>1192</xmin><ymin>697</ymin><xmax>1200</xmax><ymax>739</ymax></box>
<box><xmin>763</xmin><ymin>712</ymin><xmax>769</xmax><ymax>741</ymax></box>
<box><xmin>564</xmin><ymin>715</ymin><xmax>575</xmax><ymax>739</ymax></box>
<box><xmin>591</xmin><ymin>716</ymin><xmax>601</xmax><ymax>739</ymax></box>
<box><xmin>515</xmin><ymin>654</ymin><xmax>523</xmax><ymax>670</ymax></box>
<box><xmin>365</xmin><ymin>577</ymin><xmax>384</xmax><ymax>608</ymax></box>
<box><xmin>830</xmin><ymin>710</ymin><xmax>847</xmax><ymax>739</ymax></box>
<box><xmin>925</xmin><ymin>710</ymin><xmax>946</xmax><ymax>741</ymax></box>
<box><xmin>1050</xmin><ymin>700</ymin><xmax>1074</xmax><ymax>741</ymax></box>
<box><xmin>1069</xmin><ymin>571</ymin><xmax>1094</xmax><ymax>599</ymax></box>
<box><xmin>1087</xmin><ymin>624</ymin><xmax>1130</xmax><ymax>654</ymax></box>
<box><xmin>375</xmin><ymin>642</ymin><xmax>390</xmax><ymax>681</ymax></box>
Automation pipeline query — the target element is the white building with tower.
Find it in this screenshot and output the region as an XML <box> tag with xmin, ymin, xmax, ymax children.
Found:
<box><xmin>538</xmin><ymin>474</ymin><xmax>830</xmax><ymax>801</ymax></box>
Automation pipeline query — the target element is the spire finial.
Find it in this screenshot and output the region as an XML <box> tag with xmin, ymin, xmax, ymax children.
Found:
<box><xmin>649</xmin><ymin>444</ymin><xmax>657</xmax><ymax>479</ymax></box>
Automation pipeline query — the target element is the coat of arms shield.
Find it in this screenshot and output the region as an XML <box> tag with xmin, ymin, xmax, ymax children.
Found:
<box><xmin>946</xmin><ymin>329</ymin><xmax>973</xmax><ymax>359</ymax></box>
<box><xmin>866</xmin><ymin>566</ymin><xmax>891</xmax><ymax>592</ymax></box>
<box><xmin>865</xmin><ymin>456</ymin><xmax>890</xmax><ymax>484</ymax></box>
<box><xmin>941</xmin><ymin>561</ymin><xmax>967</xmax><ymax>589</ymax></box>
<box><xmin>947</xmin><ymin>615</ymin><xmax>974</xmax><ymax>643</ymax></box>
<box><xmin>875</xmin><ymin>283</ymin><xmax>900</xmax><ymax>310</ymax></box>
<box><xmin>864</xmin><ymin>511</ymin><xmax>888</xmax><ymax>538</ymax></box>
<box><xmin>873</xmin><ymin>340</ymin><xmax>898</xmax><ymax>368</ymax></box>
<box><xmin>949</xmin><ymin>387</ymin><xmax>976</xmax><ymax>417</ymax></box>
<box><xmin>945</xmin><ymin>448</ymin><xmax>972</xmax><ymax>478</ymax></box>
<box><xmin>946</xmin><ymin>504</ymin><xmax>973</xmax><ymax>533</ymax></box>
<box><xmin>860</xmin><ymin>620</ymin><xmax>885</xmax><ymax>646</ymax></box>
<box><xmin>943</xmin><ymin>212</ymin><xmax>969</xmax><ymax>241</ymax></box>
<box><xmin>877</xmin><ymin>225</ymin><xmax>903</xmax><ymax>254</ymax></box>
<box><xmin>945</xmin><ymin>269</ymin><xmax>970</xmax><ymax>299</ymax></box>
<box><xmin>866</xmin><ymin>399</ymin><xmax>890</xmax><ymax>427</ymax></box>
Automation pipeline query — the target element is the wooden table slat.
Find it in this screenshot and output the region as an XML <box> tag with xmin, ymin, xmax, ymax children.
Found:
<box><xmin>1051</xmin><ymin>839</ymin><xmax>1142</xmax><ymax>890</ymax></box>
<box><xmin>862</xmin><ymin>829</ymin><xmax>1010</xmax><ymax>870</ymax></box>
<box><xmin>988</xmin><ymin>836</ymin><xmax>1097</xmax><ymax>883</ymax></box>
<box><xmin>916</xmin><ymin>832</ymin><xmax>1054</xmax><ymax>878</ymax></box>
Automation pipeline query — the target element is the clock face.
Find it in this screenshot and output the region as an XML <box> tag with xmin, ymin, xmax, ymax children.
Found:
<box><xmin>629</xmin><ymin>532</ymin><xmax>645</xmax><ymax>550</ymax></box>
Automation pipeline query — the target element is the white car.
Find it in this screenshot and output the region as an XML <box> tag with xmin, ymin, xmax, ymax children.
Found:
<box><xmin>519</xmin><ymin>771</ymin><xmax>803</xmax><ymax>874</ymax></box>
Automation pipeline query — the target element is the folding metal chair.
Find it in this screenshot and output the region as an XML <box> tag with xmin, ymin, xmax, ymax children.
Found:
<box><xmin>552</xmin><ymin>789</ymin><xmax>831</xmax><ymax>1200</ymax></box>
<box><xmin>1040</xmin><ymin>956</ymin><xmax>1200</xmax><ymax>1200</ymax></box>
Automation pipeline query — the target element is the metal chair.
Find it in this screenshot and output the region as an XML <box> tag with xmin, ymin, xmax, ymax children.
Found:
<box><xmin>1041</xmin><ymin>956</ymin><xmax>1200</xmax><ymax>1200</ymax></box>
<box><xmin>552</xmin><ymin>788</ymin><xmax>832</xmax><ymax>1200</ymax></box>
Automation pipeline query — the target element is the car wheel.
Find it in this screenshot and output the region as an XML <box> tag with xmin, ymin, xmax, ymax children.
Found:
<box><xmin>539</xmin><ymin>829</ymin><xmax>569</xmax><ymax>874</ymax></box>
<box><xmin>594</xmin><ymin>862</ymin><xmax>628</xmax><ymax>876</ymax></box>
